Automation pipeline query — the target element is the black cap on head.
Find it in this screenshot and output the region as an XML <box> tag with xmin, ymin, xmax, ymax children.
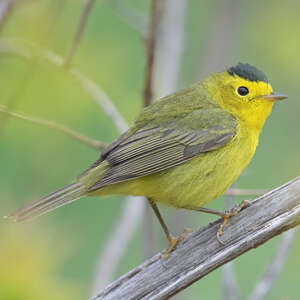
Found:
<box><xmin>227</xmin><ymin>63</ymin><xmax>268</xmax><ymax>83</ymax></box>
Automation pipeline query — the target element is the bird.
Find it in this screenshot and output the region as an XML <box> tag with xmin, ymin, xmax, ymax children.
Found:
<box><xmin>7</xmin><ymin>63</ymin><xmax>287</xmax><ymax>258</ymax></box>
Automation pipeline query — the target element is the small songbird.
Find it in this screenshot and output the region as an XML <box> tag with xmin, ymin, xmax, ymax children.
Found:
<box><xmin>7</xmin><ymin>63</ymin><xmax>287</xmax><ymax>258</ymax></box>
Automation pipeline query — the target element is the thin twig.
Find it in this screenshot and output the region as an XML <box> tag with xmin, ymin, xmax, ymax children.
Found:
<box><xmin>0</xmin><ymin>65</ymin><xmax>34</xmax><ymax>133</ymax></box>
<box><xmin>0</xmin><ymin>0</ymin><xmax>15</xmax><ymax>33</ymax></box>
<box><xmin>92</xmin><ymin>176</ymin><xmax>300</xmax><ymax>300</ymax></box>
<box><xmin>0</xmin><ymin>0</ymin><xmax>68</xmax><ymax>135</ymax></box>
<box><xmin>143</xmin><ymin>0</ymin><xmax>160</xmax><ymax>107</ymax></box>
<box><xmin>64</xmin><ymin>0</ymin><xmax>96</xmax><ymax>67</ymax></box>
<box><xmin>248</xmin><ymin>229</ymin><xmax>296</xmax><ymax>300</ymax></box>
<box><xmin>0</xmin><ymin>105</ymin><xmax>107</xmax><ymax>150</ymax></box>
<box><xmin>0</xmin><ymin>38</ymin><xmax>143</xmax><ymax>292</ymax></box>
<box><xmin>0</xmin><ymin>38</ymin><xmax>128</xmax><ymax>133</ymax></box>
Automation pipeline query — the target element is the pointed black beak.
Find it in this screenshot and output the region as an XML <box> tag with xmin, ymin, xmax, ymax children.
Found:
<box><xmin>261</xmin><ymin>92</ymin><xmax>288</xmax><ymax>101</ymax></box>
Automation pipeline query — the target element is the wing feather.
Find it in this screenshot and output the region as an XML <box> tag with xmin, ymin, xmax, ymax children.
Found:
<box><xmin>88</xmin><ymin>108</ymin><xmax>237</xmax><ymax>192</ymax></box>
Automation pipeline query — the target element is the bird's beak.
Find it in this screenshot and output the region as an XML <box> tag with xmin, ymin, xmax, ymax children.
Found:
<box><xmin>260</xmin><ymin>92</ymin><xmax>288</xmax><ymax>101</ymax></box>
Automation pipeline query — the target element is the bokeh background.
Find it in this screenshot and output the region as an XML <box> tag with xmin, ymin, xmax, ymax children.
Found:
<box><xmin>0</xmin><ymin>0</ymin><xmax>300</xmax><ymax>299</ymax></box>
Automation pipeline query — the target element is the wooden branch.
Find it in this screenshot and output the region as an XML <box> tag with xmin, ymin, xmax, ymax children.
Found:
<box><xmin>92</xmin><ymin>176</ymin><xmax>300</xmax><ymax>300</ymax></box>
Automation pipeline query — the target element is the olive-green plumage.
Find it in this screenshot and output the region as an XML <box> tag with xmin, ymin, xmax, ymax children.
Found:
<box><xmin>8</xmin><ymin>63</ymin><xmax>287</xmax><ymax>221</ymax></box>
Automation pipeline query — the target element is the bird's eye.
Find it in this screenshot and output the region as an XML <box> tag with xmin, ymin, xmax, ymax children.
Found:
<box><xmin>237</xmin><ymin>86</ymin><xmax>249</xmax><ymax>96</ymax></box>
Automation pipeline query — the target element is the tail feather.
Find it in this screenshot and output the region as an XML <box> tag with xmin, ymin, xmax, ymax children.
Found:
<box><xmin>7</xmin><ymin>182</ymin><xmax>86</xmax><ymax>222</ymax></box>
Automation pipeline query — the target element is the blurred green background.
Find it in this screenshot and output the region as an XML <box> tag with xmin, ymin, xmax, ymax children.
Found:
<box><xmin>0</xmin><ymin>0</ymin><xmax>299</xmax><ymax>299</ymax></box>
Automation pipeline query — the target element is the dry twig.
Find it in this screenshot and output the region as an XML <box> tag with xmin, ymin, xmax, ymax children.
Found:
<box><xmin>92</xmin><ymin>176</ymin><xmax>300</xmax><ymax>300</ymax></box>
<box><xmin>0</xmin><ymin>105</ymin><xmax>107</xmax><ymax>150</ymax></box>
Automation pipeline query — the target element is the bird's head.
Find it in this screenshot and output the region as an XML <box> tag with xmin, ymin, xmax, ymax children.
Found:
<box><xmin>206</xmin><ymin>63</ymin><xmax>287</xmax><ymax>130</ymax></box>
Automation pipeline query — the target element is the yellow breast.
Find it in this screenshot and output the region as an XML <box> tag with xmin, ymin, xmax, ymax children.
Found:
<box><xmin>99</xmin><ymin>120</ymin><xmax>260</xmax><ymax>209</ymax></box>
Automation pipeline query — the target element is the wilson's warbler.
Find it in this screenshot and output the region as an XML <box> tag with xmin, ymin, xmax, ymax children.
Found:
<box><xmin>7</xmin><ymin>63</ymin><xmax>287</xmax><ymax>257</ymax></box>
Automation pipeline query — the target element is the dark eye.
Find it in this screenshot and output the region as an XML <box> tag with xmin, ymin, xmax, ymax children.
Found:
<box><xmin>237</xmin><ymin>86</ymin><xmax>249</xmax><ymax>96</ymax></box>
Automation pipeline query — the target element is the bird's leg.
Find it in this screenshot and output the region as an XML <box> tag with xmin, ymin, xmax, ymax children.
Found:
<box><xmin>185</xmin><ymin>199</ymin><xmax>250</xmax><ymax>244</ymax></box>
<box><xmin>148</xmin><ymin>200</ymin><xmax>190</xmax><ymax>259</ymax></box>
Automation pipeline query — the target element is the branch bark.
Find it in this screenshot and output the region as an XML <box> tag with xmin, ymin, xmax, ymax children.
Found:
<box><xmin>92</xmin><ymin>176</ymin><xmax>300</xmax><ymax>300</ymax></box>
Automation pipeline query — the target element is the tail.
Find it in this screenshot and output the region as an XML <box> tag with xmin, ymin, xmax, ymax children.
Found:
<box><xmin>6</xmin><ymin>182</ymin><xmax>86</xmax><ymax>222</ymax></box>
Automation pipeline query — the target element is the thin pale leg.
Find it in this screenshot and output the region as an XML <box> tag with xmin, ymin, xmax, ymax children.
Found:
<box><xmin>148</xmin><ymin>200</ymin><xmax>190</xmax><ymax>259</ymax></box>
<box><xmin>185</xmin><ymin>199</ymin><xmax>250</xmax><ymax>244</ymax></box>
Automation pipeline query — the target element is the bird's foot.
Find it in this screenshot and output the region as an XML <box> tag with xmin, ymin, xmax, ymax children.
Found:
<box><xmin>162</xmin><ymin>228</ymin><xmax>191</xmax><ymax>259</ymax></box>
<box><xmin>217</xmin><ymin>199</ymin><xmax>250</xmax><ymax>244</ymax></box>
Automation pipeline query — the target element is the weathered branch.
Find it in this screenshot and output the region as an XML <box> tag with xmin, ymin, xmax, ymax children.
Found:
<box><xmin>0</xmin><ymin>105</ymin><xmax>107</xmax><ymax>150</ymax></box>
<box><xmin>92</xmin><ymin>176</ymin><xmax>300</xmax><ymax>300</ymax></box>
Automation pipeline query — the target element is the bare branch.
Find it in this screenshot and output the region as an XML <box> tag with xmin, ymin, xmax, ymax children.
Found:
<box><xmin>91</xmin><ymin>196</ymin><xmax>145</xmax><ymax>295</ymax></box>
<box><xmin>70</xmin><ymin>69</ymin><xmax>128</xmax><ymax>133</ymax></box>
<box><xmin>92</xmin><ymin>176</ymin><xmax>300</xmax><ymax>300</ymax></box>
<box><xmin>0</xmin><ymin>105</ymin><xmax>107</xmax><ymax>150</ymax></box>
<box><xmin>248</xmin><ymin>229</ymin><xmax>296</xmax><ymax>300</ymax></box>
<box><xmin>0</xmin><ymin>0</ymin><xmax>15</xmax><ymax>33</ymax></box>
<box><xmin>64</xmin><ymin>0</ymin><xmax>96</xmax><ymax>67</ymax></box>
<box><xmin>0</xmin><ymin>38</ymin><xmax>128</xmax><ymax>133</ymax></box>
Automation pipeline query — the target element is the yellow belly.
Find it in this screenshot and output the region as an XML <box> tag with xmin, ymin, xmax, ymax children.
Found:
<box><xmin>96</xmin><ymin>122</ymin><xmax>259</xmax><ymax>209</ymax></box>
